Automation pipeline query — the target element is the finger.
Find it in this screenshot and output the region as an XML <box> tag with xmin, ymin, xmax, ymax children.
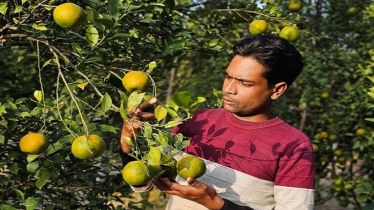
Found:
<box><xmin>187</xmin><ymin>177</ymin><xmax>202</xmax><ymax>188</ymax></box>
<box><xmin>138</xmin><ymin>97</ymin><xmax>157</xmax><ymax>111</ymax></box>
<box><xmin>136</xmin><ymin>112</ymin><xmax>156</xmax><ymax>121</ymax></box>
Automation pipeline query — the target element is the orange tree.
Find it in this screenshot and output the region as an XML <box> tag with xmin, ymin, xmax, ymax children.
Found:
<box><xmin>170</xmin><ymin>0</ymin><xmax>374</xmax><ymax>209</ymax></box>
<box><xmin>0</xmin><ymin>0</ymin><xmax>303</xmax><ymax>209</ymax></box>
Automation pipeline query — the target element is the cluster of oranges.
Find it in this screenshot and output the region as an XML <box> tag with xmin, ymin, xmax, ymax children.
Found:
<box><xmin>248</xmin><ymin>1</ymin><xmax>302</xmax><ymax>42</ymax></box>
<box><xmin>122</xmin><ymin>155</ymin><xmax>207</xmax><ymax>186</ymax></box>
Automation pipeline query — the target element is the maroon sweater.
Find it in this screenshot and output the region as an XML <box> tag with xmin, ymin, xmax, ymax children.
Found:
<box><xmin>171</xmin><ymin>108</ymin><xmax>315</xmax><ymax>209</ymax></box>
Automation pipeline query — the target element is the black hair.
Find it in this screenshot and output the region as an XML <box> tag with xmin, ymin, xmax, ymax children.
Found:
<box><xmin>233</xmin><ymin>35</ymin><xmax>303</xmax><ymax>88</ymax></box>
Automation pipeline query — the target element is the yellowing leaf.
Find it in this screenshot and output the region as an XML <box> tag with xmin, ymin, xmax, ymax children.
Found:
<box><xmin>155</xmin><ymin>105</ymin><xmax>167</xmax><ymax>122</ymax></box>
<box><xmin>77</xmin><ymin>82</ymin><xmax>88</xmax><ymax>90</ymax></box>
<box><xmin>34</xmin><ymin>90</ymin><xmax>42</xmax><ymax>102</ymax></box>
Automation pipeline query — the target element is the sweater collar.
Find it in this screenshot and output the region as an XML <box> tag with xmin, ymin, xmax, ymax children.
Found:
<box><xmin>222</xmin><ymin>108</ymin><xmax>284</xmax><ymax>129</ymax></box>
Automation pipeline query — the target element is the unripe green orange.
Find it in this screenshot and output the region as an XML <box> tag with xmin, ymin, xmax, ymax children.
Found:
<box><xmin>279</xmin><ymin>26</ymin><xmax>300</xmax><ymax>42</ymax></box>
<box><xmin>248</xmin><ymin>20</ymin><xmax>268</xmax><ymax>35</ymax></box>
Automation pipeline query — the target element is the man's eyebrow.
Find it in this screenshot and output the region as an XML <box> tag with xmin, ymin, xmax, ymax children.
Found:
<box><xmin>225</xmin><ymin>72</ymin><xmax>256</xmax><ymax>83</ymax></box>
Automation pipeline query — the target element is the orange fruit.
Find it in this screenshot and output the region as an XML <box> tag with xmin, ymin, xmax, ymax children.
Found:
<box><xmin>333</xmin><ymin>149</ymin><xmax>343</xmax><ymax>157</ymax></box>
<box><xmin>53</xmin><ymin>3</ymin><xmax>86</xmax><ymax>29</ymax></box>
<box><xmin>288</xmin><ymin>3</ymin><xmax>301</xmax><ymax>12</ymax></box>
<box><xmin>279</xmin><ymin>26</ymin><xmax>300</xmax><ymax>42</ymax></box>
<box><xmin>347</xmin><ymin>7</ymin><xmax>357</xmax><ymax>16</ymax></box>
<box><xmin>19</xmin><ymin>133</ymin><xmax>49</xmax><ymax>154</ymax></box>
<box><xmin>320</xmin><ymin>131</ymin><xmax>328</xmax><ymax>139</ymax></box>
<box><xmin>321</xmin><ymin>92</ymin><xmax>329</xmax><ymax>99</ymax></box>
<box><xmin>71</xmin><ymin>134</ymin><xmax>106</xmax><ymax>159</ymax></box>
<box><xmin>122</xmin><ymin>71</ymin><xmax>150</xmax><ymax>93</ymax></box>
<box><xmin>356</xmin><ymin>128</ymin><xmax>366</xmax><ymax>136</ymax></box>
<box><xmin>299</xmin><ymin>50</ymin><xmax>305</xmax><ymax>59</ymax></box>
<box><xmin>312</xmin><ymin>144</ymin><xmax>319</xmax><ymax>152</ymax></box>
<box><xmin>328</xmin><ymin>134</ymin><xmax>338</xmax><ymax>142</ymax></box>
<box><xmin>176</xmin><ymin>155</ymin><xmax>206</xmax><ymax>180</ymax></box>
<box><xmin>248</xmin><ymin>20</ymin><xmax>268</xmax><ymax>35</ymax></box>
<box><xmin>122</xmin><ymin>160</ymin><xmax>152</xmax><ymax>186</ymax></box>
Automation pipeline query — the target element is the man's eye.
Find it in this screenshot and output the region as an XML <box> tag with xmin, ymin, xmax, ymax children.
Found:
<box><xmin>242</xmin><ymin>83</ymin><xmax>252</xmax><ymax>87</ymax></box>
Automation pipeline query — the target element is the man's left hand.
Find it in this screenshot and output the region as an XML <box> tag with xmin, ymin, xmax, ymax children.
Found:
<box><xmin>152</xmin><ymin>177</ymin><xmax>224</xmax><ymax>210</ymax></box>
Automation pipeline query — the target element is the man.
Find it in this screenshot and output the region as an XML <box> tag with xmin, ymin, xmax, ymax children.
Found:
<box><xmin>120</xmin><ymin>35</ymin><xmax>315</xmax><ymax>210</ymax></box>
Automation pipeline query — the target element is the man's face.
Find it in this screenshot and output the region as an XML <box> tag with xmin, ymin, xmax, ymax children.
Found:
<box><xmin>222</xmin><ymin>55</ymin><xmax>276</xmax><ymax>122</ymax></box>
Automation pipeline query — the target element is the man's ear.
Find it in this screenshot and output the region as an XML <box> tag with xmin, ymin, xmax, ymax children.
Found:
<box><xmin>271</xmin><ymin>82</ymin><xmax>288</xmax><ymax>100</ymax></box>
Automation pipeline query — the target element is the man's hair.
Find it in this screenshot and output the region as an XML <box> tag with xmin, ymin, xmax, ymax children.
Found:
<box><xmin>233</xmin><ymin>35</ymin><xmax>303</xmax><ymax>88</ymax></box>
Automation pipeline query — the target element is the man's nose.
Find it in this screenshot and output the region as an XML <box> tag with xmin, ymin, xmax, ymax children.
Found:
<box><xmin>223</xmin><ymin>79</ymin><xmax>237</xmax><ymax>95</ymax></box>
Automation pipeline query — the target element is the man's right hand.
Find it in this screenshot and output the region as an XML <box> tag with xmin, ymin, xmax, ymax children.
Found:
<box><xmin>120</xmin><ymin>97</ymin><xmax>157</xmax><ymax>153</ymax></box>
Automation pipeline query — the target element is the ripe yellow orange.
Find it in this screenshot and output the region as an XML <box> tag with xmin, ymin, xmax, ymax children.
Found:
<box><xmin>321</xmin><ymin>92</ymin><xmax>329</xmax><ymax>99</ymax></box>
<box><xmin>249</xmin><ymin>20</ymin><xmax>268</xmax><ymax>35</ymax></box>
<box><xmin>312</xmin><ymin>144</ymin><xmax>319</xmax><ymax>152</ymax></box>
<box><xmin>320</xmin><ymin>131</ymin><xmax>328</xmax><ymax>139</ymax></box>
<box><xmin>53</xmin><ymin>3</ymin><xmax>86</xmax><ymax>29</ymax></box>
<box><xmin>71</xmin><ymin>134</ymin><xmax>106</xmax><ymax>159</ymax></box>
<box><xmin>288</xmin><ymin>3</ymin><xmax>301</xmax><ymax>12</ymax></box>
<box><xmin>356</xmin><ymin>128</ymin><xmax>366</xmax><ymax>136</ymax></box>
<box><xmin>122</xmin><ymin>160</ymin><xmax>152</xmax><ymax>186</ymax></box>
<box><xmin>19</xmin><ymin>133</ymin><xmax>49</xmax><ymax>154</ymax></box>
<box><xmin>279</xmin><ymin>26</ymin><xmax>300</xmax><ymax>42</ymax></box>
<box><xmin>122</xmin><ymin>71</ymin><xmax>150</xmax><ymax>93</ymax></box>
<box><xmin>176</xmin><ymin>155</ymin><xmax>206</xmax><ymax>180</ymax></box>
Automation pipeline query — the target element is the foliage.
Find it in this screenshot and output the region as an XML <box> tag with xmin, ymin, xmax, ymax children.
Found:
<box><xmin>1</xmin><ymin>0</ymin><xmax>374</xmax><ymax>209</ymax></box>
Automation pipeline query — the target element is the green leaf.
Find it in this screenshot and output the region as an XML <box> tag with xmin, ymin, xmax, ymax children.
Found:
<box><xmin>120</xmin><ymin>103</ymin><xmax>127</xmax><ymax>121</ymax></box>
<box><xmin>165</xmin><ymin>107</ymin><xmax>178</xmax><ymax>118</ymax></box>
<box><xmin>149</xmin><ymin>146</ymin><xmax>161</xmax><ymax>162</ymax></box>
<box><xmin>119</xmin><ymin>90</ymin><xmax>128</xmax><ymax>104</ymax></box>
<box><xmin>98</xmin><ymin>124</ymin><xmax>116</xmax><ymax>133</ymax></box>
<box><xmin>149</xmin><ymin>3</ymin><xmax>165</xmax><ymax>6</ymax></box>
<box><xmin>24</xmin><ymin>197</ymin><xmax>40</xmax><ymax>210</ymax></box>
<box><xmin>26</xmin><ymin>161</ymin><xmax>39</xmax><ymax>173</ymax></box>
<box><xmin>123</xmin><ymin>136</ymin><xmax>133</xmax><ymax>147</ymax></box>
<box><xmin>148</xmin><ymin>61</ymin><xmax>157</xmax><ymax>72</ymax></box>
<box><xmin>27</xmin><ymin>154</ymin><xmax>39</xmax><ymax>163</ymax></box>
<box><xmin>46</xmin><ymin>141</ymin><xmax>62</xmax><ymax>155</ymax></box>
<box><xmin>110</xmin><ymin>33</ymin><xmax>132</xmax><ymax>40</ymax></box>
<box><xmin>86</xmin><ymin>25</ymin><xmax>99</xmax><ymax>47</ymax></box>
<box><xmin>42</xmin><ymin>59</ymin><xmax>52</xmax><ymax>68</ymax></box>
<box><xmin>155</xmin><ymin>105</ymin><xmax>167</xmax><ymax>122</ymax></box>
<box><xmin>14</xmin><ymin>189</ymin><xmax>25</xmax><ymax>201</ymax></box>
<box><xmin>0</xmin><ymin>2</ymin><xmax>8</xmax><ymax>16</ymax></box>
<box><xmin>173</xmin><ymin>133</ymin><xmax>183</xmax><ymax>147</ymax></box>
<box><xmin>35</xmin><ymin>168</ymin><xmax>50</xmax><ymax>189</ymax></box>
<box><xmin>0</xmin><ymin>135</ymin><xmax>4</xmax><ymax>144</ymax></box>
<box><xmin>34</xmin><ymin>90</ymin><xmax>42</xmax><ymax>102</ymax></box>
<box><xmin>0</xmin><ymin>205</ymin><xmax>17</xmax><ymax>210</ymax></box>
<box><xmin>102</xmin><ymin>93</ymin><xmax>112</xmax><ymax>112</ymax></box>
<box><xmin>85</xmin><ymin>56</ymin><xmax>102</xmax><ymax>63</ymax></box>
<box><xmin>127</xmin><ymin>92</ymin><xmax>145</xmax><ymax>111</ymax></box>
<box><xmin>18</xmin><ymin>112</ymin><xmax>31</xmax><ymax>117</ymax></box>
<box><xmin>143</xmin><ymin>123</ymin><xmax>153</xmax><ymax>138</ymax></box>
<box><xmin>8</xmin><ymin>163</ymin><xmax>19</xmax><ymax>174</ymax></box>
<box><xmin>171</xmin><ymin>91</ymin><xmax>190</xmax><ymax>110</ymax></box>
<box><xmin>108</xmin><ymin>0</ymin><xmax>122</xmax><ymax>17</ymax></box>
<box><xmin>71</xmin><ymin>43</ymin><xmax>83</xmax><ymax>56</ymax></box>
<box><xmin>14</xmin><ymin>5</ymin><xmax>23</xmax><ymax>13</ymax></box>
<box><xmin>208</xmin><ymin>39</ymin><xmax>219</xmax><ymax>47</ymax></box>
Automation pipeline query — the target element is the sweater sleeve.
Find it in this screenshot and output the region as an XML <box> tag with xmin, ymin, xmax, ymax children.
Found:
<box><xmin>274</xmin><ymin>140</ymin><xmax>315</xmax><ymax>210</ymax></box>
<box><xmin>220</xmin><ymin>199</ymin><xmax>254</xmax><ymax>210</ymax></box>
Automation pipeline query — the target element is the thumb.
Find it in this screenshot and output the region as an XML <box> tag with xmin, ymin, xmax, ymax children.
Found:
<box><xmin>187</xmin><ymin>177</ymin><xmax>202</xmax><ymax>188</ymax></box>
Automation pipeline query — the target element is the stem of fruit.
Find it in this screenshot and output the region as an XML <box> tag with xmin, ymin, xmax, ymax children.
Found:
<box><xmin>49</xmin><ymin>45</ymin><xmax>89</xmax><ymax>137</ymax></box>
<box><xmin>36</xmin><ymin>41</ymin><xmax>47</xmax><ymax>134</ymax></box>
